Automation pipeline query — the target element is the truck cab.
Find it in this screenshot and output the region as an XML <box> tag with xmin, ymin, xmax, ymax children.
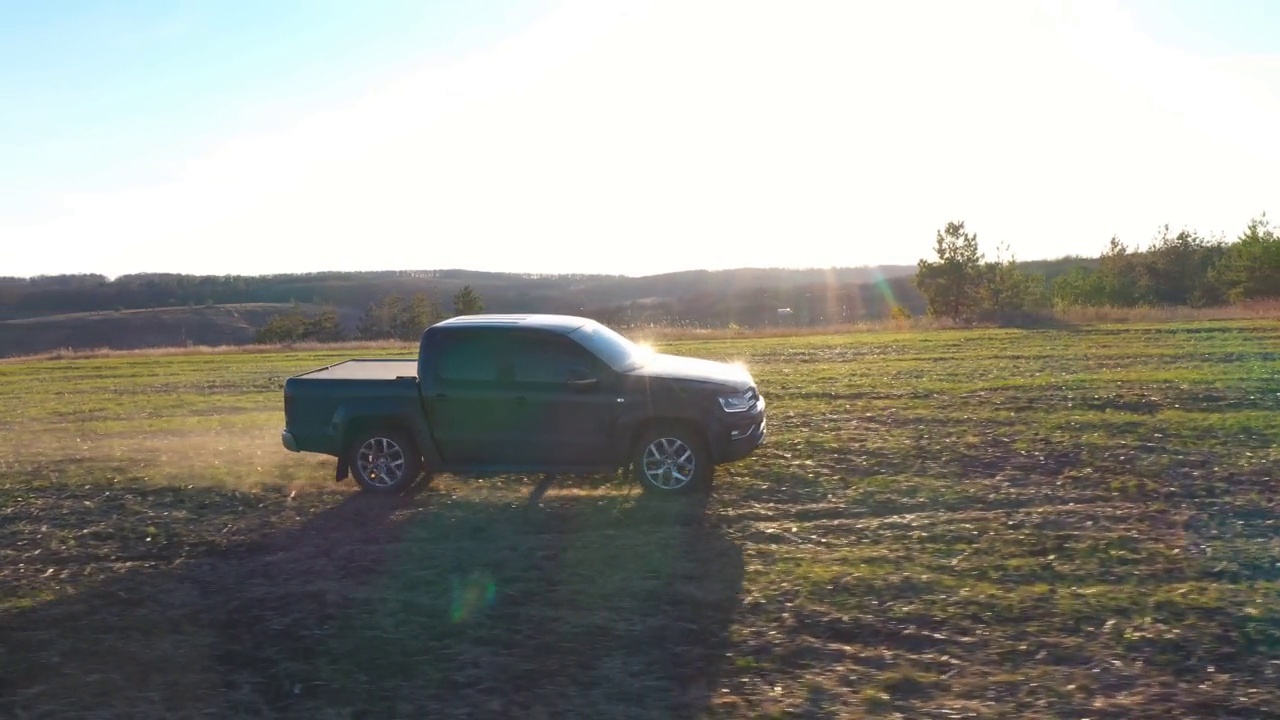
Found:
<box><xmin>281</xmin><ymin>314</ymin><xmax>767</xmax><ymax>495</ymax></box>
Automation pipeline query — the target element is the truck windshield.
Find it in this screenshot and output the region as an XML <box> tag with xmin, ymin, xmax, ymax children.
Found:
<box><xmin>568</xmin><ymin>322</ymin><xmax>654</xmax><ymax>372</ymax></box>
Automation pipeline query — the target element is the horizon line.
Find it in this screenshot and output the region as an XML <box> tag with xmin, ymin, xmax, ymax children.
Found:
<box><xmin>2</xmin><ymin>256</ymin><xmax>1102</xmax><ymax>283</ymax></box>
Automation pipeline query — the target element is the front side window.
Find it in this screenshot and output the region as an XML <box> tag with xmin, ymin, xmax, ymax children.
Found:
<box><xmin>566</xmin><ymin>321</ymin><xmax>653</xmax><ymax>372</ymax></box>
<box><xmin>509</xmin><ymin>332</ymin><xmax>598</xmax><ymax>385</ymax></box>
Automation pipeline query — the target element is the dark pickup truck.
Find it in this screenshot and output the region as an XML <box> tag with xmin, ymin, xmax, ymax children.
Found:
<box><xmin>281</xmin><ymin>314</ymin><xmax>766</xmax><ymax>495</ymax></box>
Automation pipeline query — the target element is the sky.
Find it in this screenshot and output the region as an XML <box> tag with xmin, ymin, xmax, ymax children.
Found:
<box><xmin>2</xmin><ymin>0</ymin><xmax>1278</xmax><ymax>279</ymax></box>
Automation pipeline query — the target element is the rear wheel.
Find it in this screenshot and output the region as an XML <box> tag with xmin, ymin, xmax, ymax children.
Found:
<box><xmin>346</xmin><ymin>428</ymin><xmax>422</xmax><ymax>494</ymax></box>
<box><xmin>631</xmin><ymin>425</ymin><xmax>712</xmax><ymax>496</ymax></box>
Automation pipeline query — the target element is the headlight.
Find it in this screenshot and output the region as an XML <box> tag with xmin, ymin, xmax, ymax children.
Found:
<box><xmin>718</xmin><ymin>394</ymin><xmax>754</xmax><ymax>413</ymax></box>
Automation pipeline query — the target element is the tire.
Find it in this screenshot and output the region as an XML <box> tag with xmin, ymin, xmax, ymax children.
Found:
<box><xmin>346</xmin><ymin>428</ymin><xmax>422</xmax><ymax>494</ymax></box>
<box><xmin>631</xmin><ymin>424</ymin><xmax>713</xmax><ymax>496</ymax></box>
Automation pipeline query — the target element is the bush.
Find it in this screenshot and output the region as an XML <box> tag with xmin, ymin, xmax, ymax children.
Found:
<box><xmin>356</xmin><ymin>294</ymin><xmax>443</xmax><ymax>341</ymax></box>
<box><xmin>255</xmin><ymin>307</ymin><xmax>345</xmax><ymax>344</ymax></box>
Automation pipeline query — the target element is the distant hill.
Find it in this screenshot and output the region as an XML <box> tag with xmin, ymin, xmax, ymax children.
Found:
<box><xmin>0</xmin><ymin>304</ymin><xmax>341</xmax><ymax>358</ymax></box>
<box><xmin>0</xmin><ymin>266</ymin><xmax>920</xmax><ymax>321</ymax></box>
<box><xmin>0</xmin><ymin>259</ymin><xmax>1108</xmax><ymax>357</ymax></box>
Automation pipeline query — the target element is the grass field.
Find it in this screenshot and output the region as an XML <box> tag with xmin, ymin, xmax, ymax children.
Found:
<box><xmin>2</xmin><ymin>320</ymin><xmax>1279</xmax><ymax>718</ymax></box>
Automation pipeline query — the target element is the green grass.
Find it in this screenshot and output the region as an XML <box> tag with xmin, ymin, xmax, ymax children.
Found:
<box><xmin>2</xmin><ymin>320</ymin><xmax>1279</xmax><ymax>718</ymax></box>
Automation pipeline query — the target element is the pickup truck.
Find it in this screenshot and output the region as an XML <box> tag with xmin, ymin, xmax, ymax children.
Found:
<box><xmin>280</xmin><ymin>314</ymin><xmax>766</xmax><ymax>495</ymax></box>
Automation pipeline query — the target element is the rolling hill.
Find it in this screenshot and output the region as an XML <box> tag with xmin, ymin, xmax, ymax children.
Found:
<box><xmin>0</xmin><ymin>304</ymin><xmax>338</xmax><ymax>358</ymax></box>
<box><xmin>0</xmin><ymin>266</ymin><xmax>932</xmax><ymax>357</ymax></box>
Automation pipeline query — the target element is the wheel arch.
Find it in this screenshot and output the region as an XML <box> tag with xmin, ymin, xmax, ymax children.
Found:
<box><xmin>627</xmin><ymin>415</ymin><xmax>715</xmax><ymax>495</ymax></box>
<box><xmin>336</xmin><ymin>416</ymin><xmax>422</xmax><ymax>482</ymax></box>
<box><xmin>331</xmin><ymin>400</ymin><xmax>442</xmax><ymax>465</ymax></box>
<box><xmin>341</xmin><ymin>416</ymin><xmax>418</xmax><ymax>453</ymax></box>
<box><xmin>626</xmin><ymin>415</ymin><xmax>710</xmax><ymax>457</ymax></box>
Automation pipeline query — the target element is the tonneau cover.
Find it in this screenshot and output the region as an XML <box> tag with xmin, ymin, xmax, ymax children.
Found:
<box><xmin>293</xmin><ymin>359</ymin><xmax>417</xmax><ymax>381</ymax></box>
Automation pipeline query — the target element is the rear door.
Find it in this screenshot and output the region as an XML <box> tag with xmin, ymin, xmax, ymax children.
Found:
<box><xmin>504</xmin><ymin>329</ymin><xmax>619</xmax><ymax>466</ymax></box>
<box><xmin>421</xmin><ymin>328</ymin><xmax>517</xmax><ymax>465</ymax></box>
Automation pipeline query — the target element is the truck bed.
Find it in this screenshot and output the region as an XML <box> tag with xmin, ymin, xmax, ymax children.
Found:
<box><xmin>292</xmin><ymin>359</ymin><xmax>418</xmax><ymax>381</ymax></box>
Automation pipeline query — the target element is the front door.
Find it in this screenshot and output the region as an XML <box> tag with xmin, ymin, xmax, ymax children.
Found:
<box><xmin>504</xmin><ymin>329</ymin><xmax>619</xmax><ymax>467</ymax></box>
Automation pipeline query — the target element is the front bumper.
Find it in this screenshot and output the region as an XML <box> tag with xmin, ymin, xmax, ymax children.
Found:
<box><xmin>712</xmin><ymin>396</ymin><xmax>767</xmax><ymax>463</ymax></box>
<box><xmin>281</xmin><ymin>430</ymin><xmax>300</xmax><ymax>453</ymax></box>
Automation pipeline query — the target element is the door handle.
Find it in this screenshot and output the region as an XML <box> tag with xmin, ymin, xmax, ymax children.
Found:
<box><xmin>514</xmin><ymin>396</ymin><xmax>527</xmax><ymax>404</ymax></box>
<box><xmin>434</xmin><ymin>393</ymin><xmax>448</xmax><ymax>400</ymax></box>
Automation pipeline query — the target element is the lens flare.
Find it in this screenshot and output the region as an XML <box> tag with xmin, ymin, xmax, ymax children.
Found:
<box><xmin>872</xmin><ymin>267</ymin><xmax>899</xmax><ymax>313</ymax></box>
<box><xmin>449</xmin><ymin>570</ymin><xmax>496</xmax><ymax>623</ymax></box>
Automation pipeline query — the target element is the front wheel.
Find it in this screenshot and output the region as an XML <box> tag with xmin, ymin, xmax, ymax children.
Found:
<box><xmin>631</xmin><ymin>426</ymin><xmax>713</xmax><ymax>496</ymax></box>
<box><xmin>346</xmin><ymin>428</ymin><xmax>422</xmax><ymax>494</ymax></box>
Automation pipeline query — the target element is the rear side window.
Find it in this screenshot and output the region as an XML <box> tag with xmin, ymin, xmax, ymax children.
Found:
<box><xmin>432</xmin><ymin>330</ymin><xmax>502</xmax><ymax>383</ymax></box>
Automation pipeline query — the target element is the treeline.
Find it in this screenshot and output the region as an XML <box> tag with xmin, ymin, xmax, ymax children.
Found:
<box><xmin>254</xmin><ymin>286</ymin><xmax>485</xmax><ymax>343</ymax></box>
<box><xmin>0</xmin><ymin>270</ymin><xmax>508</xmax><ymax>320</ymax></box>
<box><xmin>913</xmin><ymin>214</ymin><xmax>1279</xmax><ymax>322</ymax></box>
<box><xmin>591</xmin><ymin>275</ymin><xmax>928</xmax><ymax>327</ymax></box>
<box><xmin>0</xmin><ymin>266</ymin><xmax>916</xmax><ymax>321</ymax></box>
<box><xmin>10</xmin><ymin>214</ymin><xmax>1273</xmax><ymax>334</ymax></box>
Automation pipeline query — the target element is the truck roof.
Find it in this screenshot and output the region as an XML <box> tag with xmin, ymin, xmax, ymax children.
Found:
<box><xmin>431</xmin><ymin>313</ymin><xmax>593</xmax><ymax>334</ymax></box>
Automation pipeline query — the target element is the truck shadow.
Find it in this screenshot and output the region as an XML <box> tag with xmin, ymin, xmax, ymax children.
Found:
<box><xmin>0</xmin><ymin>478</ymin><xmax>742</xmax><ymax>719</ymax></box>
<box><xmin>317</xmin><ymin>486</ymin><xmax>745</xmax><ymax>718</ymax></box>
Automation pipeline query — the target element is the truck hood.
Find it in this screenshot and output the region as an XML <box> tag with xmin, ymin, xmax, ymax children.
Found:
<box><xmin>627</xmin><ymin>353</ymin><xmax>754</xmax><ymax>389</ymax></box>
